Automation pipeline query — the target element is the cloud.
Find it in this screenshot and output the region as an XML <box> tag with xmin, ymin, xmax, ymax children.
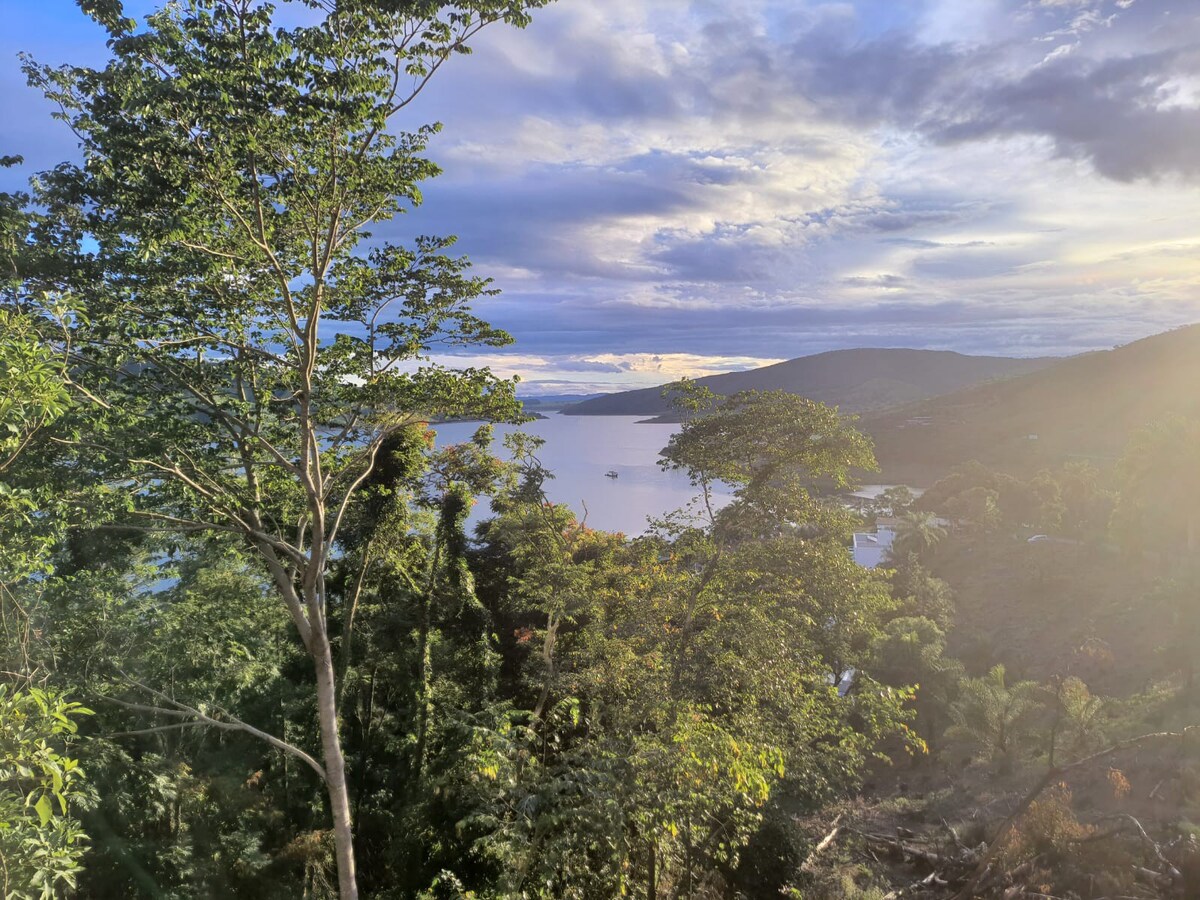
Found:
<box><xmin>552</xmin><ymin>359</ymin><xmax>629</xmax><ymax>374</ymax></box>
<box><xmin>931</xmin><ymin>50</ymin><xmax>1200</xmax><ymax>181</ymax></box>
<box><xmin>4</xmin><ymin>0</ymin><xmax>1200</xmax><ymax>388</ymax></box>
<box><xmin>842</xmin><ymin>274</ymin><xmax>910</xmax><ymax>288</ymax></box>
<box><xmin>407</xmin><ymin>350</ymin><xmax>790</xmax><ymax>394</ymax></box>
<box><xmin>793</xmin><ymin>1</ymin><xmax>1200</xmax><ymax>182</ymax></box>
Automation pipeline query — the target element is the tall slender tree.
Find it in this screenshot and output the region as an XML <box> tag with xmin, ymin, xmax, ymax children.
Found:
<box><xmin>15</xmin><ymin>2</ymin><xmax>548</xmax><ymax>895</ymax></box>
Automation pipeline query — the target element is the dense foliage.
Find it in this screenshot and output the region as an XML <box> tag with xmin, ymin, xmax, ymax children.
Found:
<box><xmin>2</xmin><ymin>2</ymin><xmax>1198</xmax><ymax>898</ymax></box>
<box><xmin>0</xmin><ymin>4</ymin><xmax>927</xmax><ymax>897</ymax></box>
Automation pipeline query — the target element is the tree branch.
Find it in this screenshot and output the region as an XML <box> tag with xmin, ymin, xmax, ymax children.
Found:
<box><xmin>103</xmin><ymin>679</ymin><xmax>327</xmax><ymax>783</ymax></box>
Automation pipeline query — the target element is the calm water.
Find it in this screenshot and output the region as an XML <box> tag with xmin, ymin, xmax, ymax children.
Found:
<box><xmin>432</xmin><ymin>414</ymin><xmax>735</xmax><ymax>535</ymax></box>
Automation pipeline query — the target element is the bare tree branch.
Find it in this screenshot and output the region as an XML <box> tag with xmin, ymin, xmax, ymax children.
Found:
<box><xmin>103</xmin><ymin>680</ymin><xmax>327</xmax><ymax>783</ymax></box>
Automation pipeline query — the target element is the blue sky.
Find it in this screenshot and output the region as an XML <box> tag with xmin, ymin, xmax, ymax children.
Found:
<box><xmin>4</xmin><ymin>0</ymin><xmax>1200</xmax><ymax>393</ymax></box>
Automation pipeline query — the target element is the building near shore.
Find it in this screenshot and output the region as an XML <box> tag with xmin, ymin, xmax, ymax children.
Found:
<box><xmin>852</xmin><ymin>525</ymin><xmax>896</xmax><ymax>569</ymax></box>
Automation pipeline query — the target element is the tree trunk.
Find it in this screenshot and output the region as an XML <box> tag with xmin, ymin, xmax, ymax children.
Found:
<box><xmin>313</xmin><ymin>628</ymin><xmax>359</xmax><ymax>900</ymax></box>
<box><xmin>353</xmin><ymin>667</ymin><xmax>377</xmax><ymax>827</ymax></box>
<box><xmin>414</xmin><ymin>537</ymin><xmax>441</xmax><ymax>787</ymax></box>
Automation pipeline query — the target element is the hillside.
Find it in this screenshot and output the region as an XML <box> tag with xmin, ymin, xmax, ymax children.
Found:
<box><xmin>560</xmin><ymin>348</ymin><xmax>1057</xmax><ymax>418</ymax></box>
<box><xmin>866</xmin><ymin>324</ymin><xmax>1200</xmax><ymax>482</ymax></box>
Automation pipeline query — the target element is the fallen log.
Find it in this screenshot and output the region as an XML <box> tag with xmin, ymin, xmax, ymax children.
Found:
<box><xmin>1132</xmin><ymin>864</ymin><xmax>1174</xmax><ymax>890</ymax></box>
<box><xmin>851</xmin><ymin>829</ymin><xmax>955</xmax><ymax>868</ymax></box>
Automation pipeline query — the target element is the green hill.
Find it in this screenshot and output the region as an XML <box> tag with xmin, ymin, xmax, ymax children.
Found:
<box><xmin>561</xmin><ymin>348</ymin><xmax>1058</xmax><ymax>419</ymax></box>
<box><xmin>865</xmin><ymin>324</ymin><xmax>1200</xmax><ymax>483</ymax></box>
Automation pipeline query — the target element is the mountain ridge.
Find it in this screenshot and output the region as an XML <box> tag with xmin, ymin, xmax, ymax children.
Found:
<box><xmin>561</xmin><ymin>348</ymin><xmax>1061</xmax><ymax>419</ymax></box>
<box><xmin>863</xmin><ymin>324</ymin><xmax>1200</xmax><ymax>483</ymax></box>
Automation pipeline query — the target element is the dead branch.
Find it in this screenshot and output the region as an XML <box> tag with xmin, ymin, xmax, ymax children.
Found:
<box><xmin>800</xmin><ymin>814</ymin><xmax>843</xmax><ymax>873</ymax></box>
<box><xmin>950</xmin><ymin>725</ymin><xmax>1200</xmax><ymax>900</ymax></box>
<box><xmin>1103</xmin><ymin>813</ymin><xmax>1181</xmax><ymax>881</ymax></box>
<box><xmin>102</xmin><ymin>676</ymin><xmax>327</xmax><ymax>782</ymax></box>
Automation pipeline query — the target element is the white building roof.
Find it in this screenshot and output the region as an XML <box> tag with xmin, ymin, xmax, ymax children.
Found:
<box><xmin>852</xmin><ymin>527</ymin><xmax>896</xmax><ymax>569</ymax></box>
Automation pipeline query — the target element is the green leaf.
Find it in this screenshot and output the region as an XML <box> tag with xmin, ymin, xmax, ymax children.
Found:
<box><xmin>34</xmin><ymin>794</ymin><xmax>53</xmax><ymax>827</ymax></box>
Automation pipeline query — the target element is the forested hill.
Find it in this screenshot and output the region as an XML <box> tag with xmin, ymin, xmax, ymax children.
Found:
<box><xmin>867</xmin><ymin>323</ymin><xmax>1200</xmax><ymax>482</ymax></box>
<box><xmin>560</xmin><ymin>348</ymin><xmax>1058</xmax><ymax>418</ymax></box>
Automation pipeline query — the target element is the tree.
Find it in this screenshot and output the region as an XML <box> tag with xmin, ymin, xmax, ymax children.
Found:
<box><xmin>0</xmin><ymin>156</ymin><xmax>71</xmax><ymax>582</ymax></box>
<box><xmin>1145</xmin><ymin>572</ymin><xmax>1200</xmax><ymax>693</ymax></box>
<box><xmin>916</xmin><ymin>460</ymin><xmax>996</xmax><ymax>512</ymax></box>
<box><xmin>888</xmin><ymin>554</ymin><xmax>955</xmax><ymax>629</ymax></box>
<box><xmin>1053</xmin><ymin>460</ymin><xmax>1114</xmax><ymax>540</ymax></box>
<box><xmin>992</xmin><ymin>472</ymin><xmax>1042</xmax><ymax>530</ymax></box>
<box><xmin>16</xmin><ymin>2</ymin><xmax>549</xmax><ymax>896</ymax></box>
<box><xmin>944</xmin><ymin>486</ymin><xmax>1001</xmax><ymax>533</ymax></box>
<box><xmin>660</xmin><ymin>390</ymin><xmax>877</xmax><ymax>494</ymax></box>
<box><xmin>453</xmin><ymin>394</ymin><xmax>914</xmax><ymax>898</ymax></box>
<box><xmin>872</xmin><ymin>616</ymin><xmax>963</xmax><ymax>750</ymax></box>
<box><xmin>0</xmin><ymin>162</ymin><xmax>94</xmax><ymax>899</ymax></box>
<box><xmin>42</xmin><ymin>540</ymin><xmax>304</xmax><ymax>897</ymax></box>
<box><xmin>0</xmin><ymin>310</ymin><xmax>70</xmax><ymax>478</ymax></box>
<box><xmin>946</xmin><ymin>665</ymin><xmax>1043</xmax><ymax>773</ymax></box>
<box><xmin>0</xmin><ymin>340</ymin><xmax>91</xmax><ymax>898</ymax></box>
<box><xmin>0</xmin><ymin>687</ymin><xmax>92</xmax><ymax>900</ymax></box>
<box><xmin>876</xmin><ymin>485</ymin><xmax>915</xmax><ymax>516</ymax></box>
<box><xmin>1110</xmin><ymin>418</ymin><xmax>1200</xmax><ymax>693</ymax></box>
<box><xmin>660</xmin><ymin>378</ymin><xmax>717</xmax><ymax>423</ymax></box>
<box><xmin>891</xmin><ymin>511</ymin><xmax>947</xmax><ymax>561</ymax></box>
<box><xmin>1043</xmin><ymin>675</ymin><xmax>1106</xmax><ymax>768</ymax></box>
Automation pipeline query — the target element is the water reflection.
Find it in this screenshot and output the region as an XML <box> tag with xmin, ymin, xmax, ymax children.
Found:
<box><xmin>432</xmin><ymin>414</ymin><xmax>735</xmax><ymax>535</ymax></box>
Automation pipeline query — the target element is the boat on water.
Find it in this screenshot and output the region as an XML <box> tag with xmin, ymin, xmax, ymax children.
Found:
<box><xmin>604</xmin><ymin>470</ymin><xmax>619</xmax><ymax>479</ymax></box>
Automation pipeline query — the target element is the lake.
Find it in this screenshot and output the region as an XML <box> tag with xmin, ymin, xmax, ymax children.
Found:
<box><xmin>432</xmin><ymin>414</ymin><xmax>734</xmax><ymax>535</ymax></box>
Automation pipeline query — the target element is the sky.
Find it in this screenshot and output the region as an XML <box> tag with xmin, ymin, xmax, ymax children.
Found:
<box><xmin>3</xmin><ymin>0</ymin><xmax>1200</xmax><ymax>394</ymax></box>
